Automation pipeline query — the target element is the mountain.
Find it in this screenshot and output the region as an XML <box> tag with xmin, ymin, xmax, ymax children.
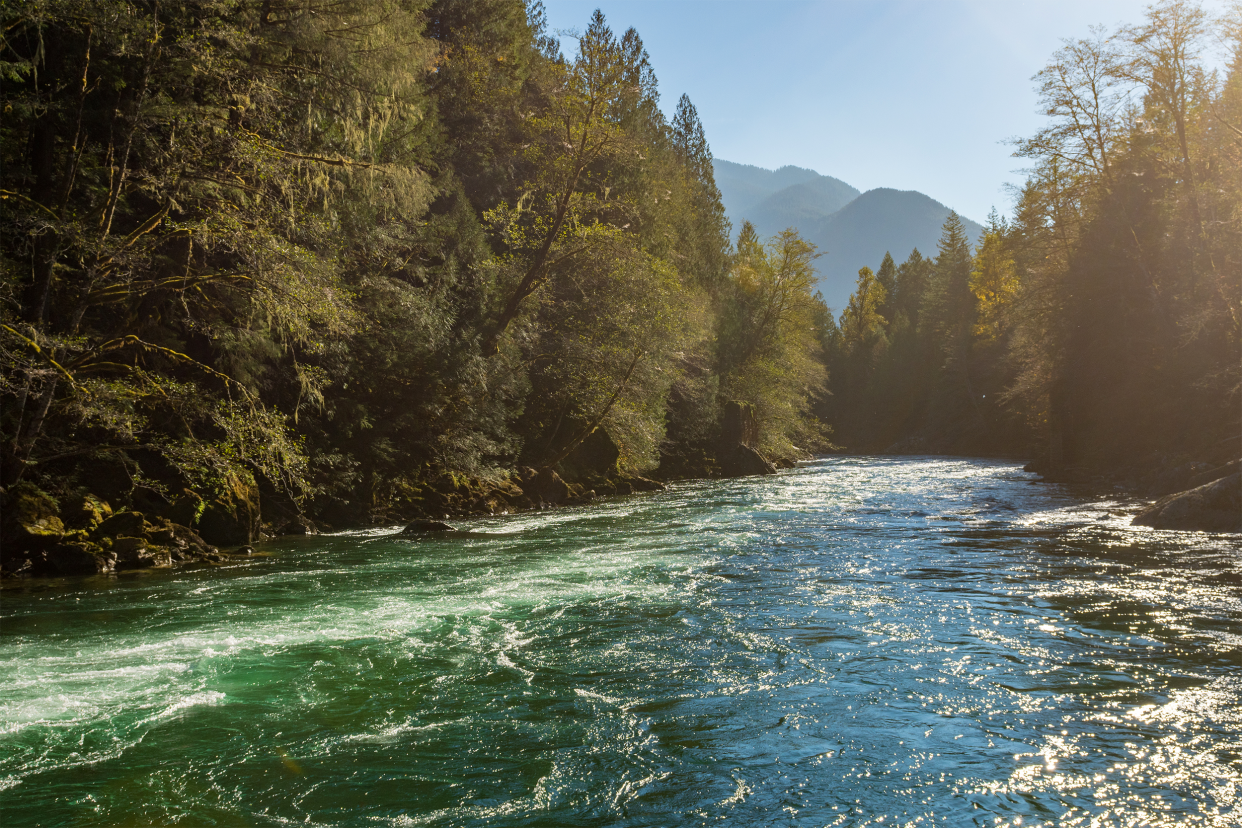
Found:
<box><xmin>746</xmin><ymin>177</ymin><xmax>861</xmax><ymax>238</ymax></box>
<box><xmin>807</xmin><ymin>189</ymin><xmax>983</xmax><ymax>312</ymax></box>
<box><xmin>714</xmin><ymin>161</ymin><xmax>982</xmax><ymax>313</ymax></box>
<box><xmin>713</xmin><ymin>160</ymin><xmax>845</xmax><ymax>227</ymax></box>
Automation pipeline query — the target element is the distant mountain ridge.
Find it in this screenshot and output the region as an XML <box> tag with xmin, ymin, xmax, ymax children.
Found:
<box><xmin>714</xmin><ymin>159</ymin><xmax>982</xmax><ymax>312</ymax></box>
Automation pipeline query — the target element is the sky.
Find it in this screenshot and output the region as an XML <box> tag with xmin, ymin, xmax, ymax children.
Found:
<box><xmin>542</xmin><ymin>0</ymin><xmax>1233</xmax><ymax>225</ymax></box>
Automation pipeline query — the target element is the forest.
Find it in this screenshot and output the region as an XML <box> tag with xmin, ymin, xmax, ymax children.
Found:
<box><xmin>2</xmin><ymin>0</ymin><xmax>1239</xmax><ymax>574</ymax></box>
<box><xmin>820</xmin><ymin>0</ymin><xmax>1240</xmax><ymax>495</ymax></box>
<box><xmin>0</xmin><ymin>0</ymin><xmax>828</xmax><ymax>564</ymax></box>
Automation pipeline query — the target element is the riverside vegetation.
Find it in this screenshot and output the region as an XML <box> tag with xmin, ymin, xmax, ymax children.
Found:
<box><xmin>0</xmin><ymin>0</ymin><xmax>826</xmax><ymax>576</ymax></box>
<box><xmin>2</xmin><ymin>0</ymin><xmax>1239</xmax><ymax>578</ymax></box>
<box><xmin>819</xmin><ymin>0</ymin><xmax>1240</xmax><ymax>520</ymax></box>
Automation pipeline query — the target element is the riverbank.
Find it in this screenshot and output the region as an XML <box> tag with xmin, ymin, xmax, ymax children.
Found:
<box><xmin>2</xmin><ymin>399</ymin><xmax>810</xmax><ymax>580</ymax></box>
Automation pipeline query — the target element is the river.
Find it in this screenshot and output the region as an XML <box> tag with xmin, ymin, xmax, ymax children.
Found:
<box><xmin>2</xmin><ymin>457</ymin><xmax>1239</xmax><ymax>826</ymax></box>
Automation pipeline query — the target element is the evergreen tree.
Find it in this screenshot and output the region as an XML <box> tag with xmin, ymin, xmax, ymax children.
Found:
<box><xmin>840</xmin><ymin>267</ymin><xmax>889</xmax><ymax>351</ymax></box>
<box><xmin>875</xmin><ymin>252</ymin><xmax>898</xmax><ymax>322</ymax></box>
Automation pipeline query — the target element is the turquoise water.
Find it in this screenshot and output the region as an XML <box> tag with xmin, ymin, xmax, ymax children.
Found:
<box><xmin>2</xmin><ymin>457</ymin><xmax>1240</xmax><ymax>827</ymax></box>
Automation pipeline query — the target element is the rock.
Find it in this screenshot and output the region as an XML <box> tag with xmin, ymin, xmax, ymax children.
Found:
<box><xmin>469</xmin><ymin>494</ymin><xmax>507</xmax><ymax>515</ymax></box>
<box><xmin>129</xmin><ymin>485</ymin><xmax>171</xmax><ymax>515</ymax></box>
<box><xmin>2</xmin><ymin>497</ymin><xmax>216</xmax><ymax>577</ymax></box>
<box><xmin>256</xmin><ymin>472</ymin><xmax>304</xmax><ymax>534</ymax></box>
<box><xmin>113</xmin><ymin>536</ymin><xmax>172</xmax><ymax>569</ymax></box>
<box><xmin>885</xmin><ymin>436</ymin><xmax>931</xmax><ymax>455</ymax></box>
<box><xmin>234</xmin><ymin>545</ymin><xmax>256</xmax><ymax>556</ymax></box>
<box><xmin>622</xmin><ymin>476</ymin><xmax>666</xmax><ymax>492</ymax></box>
<box><xmin>713</xmin><ymin>402</ymin><xmax>777</xmax><ymax>478</ymax></box>
<box><xmin>93</xmin><ymin>510</ymin><xmax>147</xmax><ymax>539</ymax></box>
<box><xmin>401</xmin><ymin>519</ymin><xmax>457</xmax><ymax>535</ymax></box>
<box><xmin>2</xmin><ymin>484</ymin><xmax>65</xmax><ymax>549</ymax></box>
<box><xmin>532</xmin><ymin>469</ymin><xmax>571</xmax><ymax>505</ymax></box>
<box><xmin>62</xmin><ymin>493</ymin><xmax>112</xmax><ymax>530</ymax></box>
<box><xmin>44</xmin><ymin>542</ymin><xmax>116</xmax><ymax>576</ymax></box>
<box><xmin>2</xmin><ymin>554</ymin><xmax>33</xmax><ymax>578</ymax></box>
<box><xmin>147</xmin><ymin>479</ymin><xmax>259</xmax><ymax>543</ymax></box>
<box><xmin>566</xmin><ymin>489</ymin><xmax>596</xmax><ymax>505</ymax></box>
<box><xmin>718</xmin><ymin>443</ymin><xmax>777</xmax><ymax>477</ymax></box>
<box><xmin>560</xmin><ymin>427</ymin><xmax>622</xmax><ymax>481</ymax></box>
<box><xmin>1150</xmin><ymin>461</ymin><xmax>1210</xmax><ymax>496</ymax></box>
<box><xmin>195</xmin><ymin>474</ymin><xmax>261</xmax><ymax>546</ymax></box>
<box><xmin>1187</xmin><ymin>459</ymin><xmax>1241</xmax><ymax>490</ymax></box>
<box><xmin>312</xmin><ymin>495</ymin><xmax>366</xmax><ymax>531</ymax></box>
<box><xmin>276</xmin><ymin>515</ymin><xmax>318</xmax><ymax>536</ymax></box>
<box><xmin>1132</xmin><ymin>473</ymin><xmax>1242</xmax><ymax>533</ymax></box>
<box><xmin>161</xmin><ymin>490</ymin><xmax>205</xmax><ymax>528</ymax></box>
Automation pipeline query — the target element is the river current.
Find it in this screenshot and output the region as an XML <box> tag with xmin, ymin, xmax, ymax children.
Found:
<box><xmin>2</xmin><ymin>457</ymin><xmax>1240</xmax><ymax>827</ymax></box>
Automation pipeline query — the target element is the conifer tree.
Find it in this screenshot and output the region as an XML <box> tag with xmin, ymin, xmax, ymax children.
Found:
<box><xmin>840</xmin><ymin>267</ymin><xmax>889</xmax><ymax>351</ymax></box>
<box><xmin>875</xmin><ymin>252</ymin><xmax>899</xmax><ymax>322</ymax></box>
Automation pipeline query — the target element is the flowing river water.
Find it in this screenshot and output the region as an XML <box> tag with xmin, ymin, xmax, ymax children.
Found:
<box><xmin>2</xmin><ymin>457</ymin><xmax>1240</xmax><ymax>827</ymax></box>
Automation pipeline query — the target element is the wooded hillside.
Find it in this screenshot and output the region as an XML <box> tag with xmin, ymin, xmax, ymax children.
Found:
<box><xmin>821</xmin><ymin>0</ymin><xmax>1241</xmax><ymax>492</ymax></box>
<box><xmin>1</xmin><ymin>0</ymin><xmax>830</xmax><ymax>553</ymax></box>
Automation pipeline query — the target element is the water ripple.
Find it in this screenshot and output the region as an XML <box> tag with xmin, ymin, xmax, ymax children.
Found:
<box><xmin>2</xmin><ymin>457</ymin><xmax>1239</xmax><ymax>826</ymax></box>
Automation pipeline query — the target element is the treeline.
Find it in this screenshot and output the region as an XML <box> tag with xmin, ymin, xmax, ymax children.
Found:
<box><xmin>1</xmin><ymin>0</ymin><xmax>830</xmax><ymax>541</ymax></box>
<box><xmin>821</xmin><ymin>0</ymin><xmax>1241</xmax><ymax>489</ymax></box>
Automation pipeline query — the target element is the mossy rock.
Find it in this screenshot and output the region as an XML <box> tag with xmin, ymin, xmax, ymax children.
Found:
<box><xmin>113</xmin><ymin>537</ymin><xmax>173</xmax><ymax>569</ymax></box>
<box><xmin>43</xmin><ymin>542</ymin><xmax>117</xmax><ymax>576</ymax></box>
<box><xmin>156</xmin><ymin>479</ymin><xmax>259</xmax><ymax>545</ymax></box>
<box><xmin>93</xmin><ymin>510</ymin><xmax>148</xmax><ymax>539</ymax></box>
<box><xmin>62</xmin><ymin>493</ymin><xmax>113</xmax><ymax>531</ymax></box>
<box><xmin>2</xmin><ymin>483</ymin><xmax>65</xmax><ymax>549</ymax></box>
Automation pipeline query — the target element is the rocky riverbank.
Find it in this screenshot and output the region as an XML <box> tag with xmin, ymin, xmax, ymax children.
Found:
<box><xmin>1018</xmin><ymin>454</ymin><xmax>1241</xmax><ymax>534</ymax></box>
<box><xmin>2</xmin><ymin>403</ymin><xmax>797</xmax><ymax>581</ymax></box>
<box><xmin>1</xmin><ymin>487</ymin><xmax>234</xmax><ymax>578</ymax></box>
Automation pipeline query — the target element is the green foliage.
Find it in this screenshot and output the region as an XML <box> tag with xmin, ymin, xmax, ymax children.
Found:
<box><xmin>718</xmin><ymin>225</ymin><xmax>829</xmax><ymax>459</ymax></box>
<box><xmin>817</xmin><ymin>0</ymin><xmax>1238</xmax><ymax>469</ymax></box>
<box><xmin>1</xmin><ymin>1</ymin><xmax>763</xmax><ymax>522</ymax></box>
<box><xmin>839</xmin><ymin>267</ymin><xmax>888</xmax><ymax>352</ymax></box>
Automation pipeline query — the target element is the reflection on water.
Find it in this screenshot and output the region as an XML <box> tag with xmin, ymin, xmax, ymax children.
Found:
<box><xmin>2</xmin><ymin>457</ymin><xmax>1239</xmax><ymax>826</ymax></box>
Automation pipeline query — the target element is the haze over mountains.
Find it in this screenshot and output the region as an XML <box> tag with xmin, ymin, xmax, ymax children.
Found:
<box><xmin>715</xmin><ymin>160</ymin><xmax>983</xmax><ymax>312</ymax></box>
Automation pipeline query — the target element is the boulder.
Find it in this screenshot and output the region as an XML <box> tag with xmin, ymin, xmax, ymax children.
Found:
<box><xmin>401</xmin><ymin>519</ymin><xmax>457</xmax><ymax>535</ymax></box>
<box><xmin>112</xmin><ymin>536</ymin><xmax>172</xmax><ymax>569</ymax></box>
<box><xmin>43</xmin><ymin>542</ymin><xmax>117</xmax><ymax>576</ymax></box>
<box><xmin>1187</xmin><ymin>459</ymin><xmax>1241</xmax><ymax>490</ymax></box>
<box><xmin>276</xmin><ymin>515</ymin><xmax>318</xmax><ymax>536</ymax></box>
<box><xmin>622</xmin><ymin>475</ymin><xmax>666</xmax><ymax>493</ymax></box>
<box><xmin>718</xmin><ymin>443</ymin><xmax>777</xmax><ymax>477</ymax></box>
<box><xmin>560</xmin><ymin>427</ymin><xmax>621</xmax><ymax>482</ymax></box>
<box><xmin>1132</xmin><ymin>473</ymin><xmax>1242</xmax><ymax>533</ymax></box>
<box><xmin>93</xmin><ymin>510</ymin><xmax>147</xmax><ymax>539</ymax></box>
<box><xmin>1</xmin><ymin>553</ymin><xmax>32</xmax><ymax>578</ymax></box>
<box><xmin>532</xmin><ymin>469</ymin><xmax>571</xmax><ymax>505</ymax></box>
<box><xmin>196</xmin><ymin>474</ymin><xmax>261</xmax><ymax>546</ymax></box>
<box><xmin>2</xmin><ymin>484</ymin><xmax>65</xmax><ymax>549</ymax></box>
<box><xmin>148</xmin><ymin>479</ymin><xmax>261</xmax><ymax>543</ymax></box>
<box><xmin>62</xmin><ymin>493</ymin><xmax>112</xmax><ymax>530</ymax></box>
<box><xmin>161</xmin><ymin>489</ymin><xmax>205</xmax><ymax>528</ymax></box>
<box><xmin>2</xmin><ymin>496</ymin><xmax>219</xmax><ymax>578</ymax></box>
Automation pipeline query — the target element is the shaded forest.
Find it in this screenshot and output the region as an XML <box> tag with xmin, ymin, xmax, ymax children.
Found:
<box><xmin>821</xmin><ymin>0</ymin><xmax>1241</xmax><ymax>493</ymax></box>
<box><xmin>1</xmin><ymin>0</ymin><xmax>829</xmax><ymax>565</ymax></box>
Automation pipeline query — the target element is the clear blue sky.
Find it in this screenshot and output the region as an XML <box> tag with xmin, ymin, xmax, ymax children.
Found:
<box><xmin>542</xmin><ymin>0</ymin><xmax>1231</xmax><ymax>225</ymax></box>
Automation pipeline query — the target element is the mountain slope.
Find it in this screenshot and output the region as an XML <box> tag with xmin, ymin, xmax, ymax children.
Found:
<box><xmin>746</xmin><ymin>177</ymin><xmax>861</xmax><ymax>238</ymax></box>
<box><xmin>713</xmin><ymin>159</ymin><xmax>983</xmax><ymax>313</ymax></box>
<box><xmin>806</xmin><ymin>189</ymin><xmax>983</xmax><ymax>312</ymax></box>
<box><xmin>713</xmin><ymin>160</ymin><xmax>831</xmax><ymax>225</ymax></box>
